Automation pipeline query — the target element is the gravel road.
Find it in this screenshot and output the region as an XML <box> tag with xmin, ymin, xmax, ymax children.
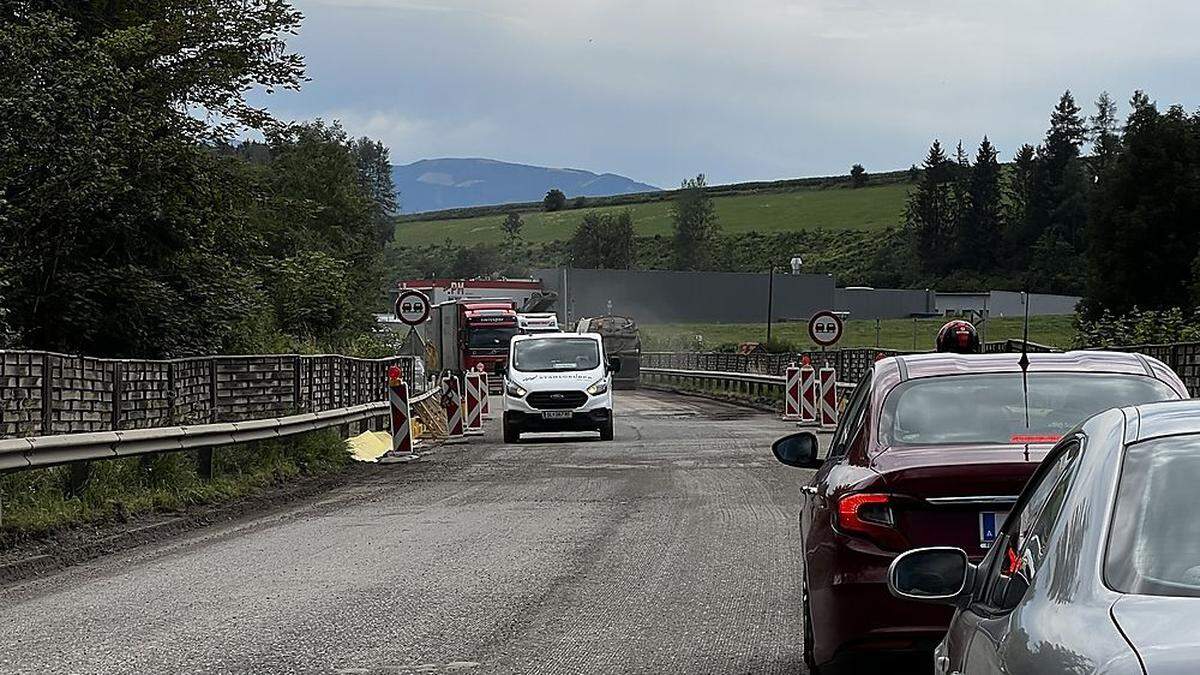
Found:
<box><xmin>0</xmin><ymin>390</ymin><xmax>813</xmax><ymax>674</ymax></box>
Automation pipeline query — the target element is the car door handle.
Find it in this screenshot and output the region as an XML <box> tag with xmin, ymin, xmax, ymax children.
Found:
<box><xmin>801</xmin><ymin>486</ymin><xmax>818</xmax><ymax>495</ymax></box>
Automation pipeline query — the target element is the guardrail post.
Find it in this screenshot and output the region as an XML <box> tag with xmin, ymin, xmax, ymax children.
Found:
<box><xmin>200</xmin><ymin>357</ymin><xmax>218</xmax><ymax>482</ymax></box>
<box><xmin>196</xmin><ymin>448</ymin><xmax>214</xmax><ymax>482</ymax></box>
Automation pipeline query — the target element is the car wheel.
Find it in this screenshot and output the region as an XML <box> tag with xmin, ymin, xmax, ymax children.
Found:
<box><xmin>599</xmin><ymin>414</ymin><xmax>614</xmax><ymax>441</ymax></box>
<box><xmin>803</xmin><ymin>579</ymin><xmax>818</xmax><ymax>672</ymax></box>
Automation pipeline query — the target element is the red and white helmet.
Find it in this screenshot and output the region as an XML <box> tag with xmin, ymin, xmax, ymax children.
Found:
<box><xmin>935</xmin><ymin>320</ymin><xmax>980</xmax><ymax>354</ymax></box>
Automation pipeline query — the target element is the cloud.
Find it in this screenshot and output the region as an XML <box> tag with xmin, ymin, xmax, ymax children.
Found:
<box><xmin>255</xmin><ymin>0</ymin><xmax>1200</xmax><ymax>185</ymax></box>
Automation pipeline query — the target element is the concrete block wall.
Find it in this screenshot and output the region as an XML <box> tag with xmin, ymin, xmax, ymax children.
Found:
<box><xmin>0</xmin><ymin>351</ymin><xmax>418</xmax><ymax>439</ymax></box>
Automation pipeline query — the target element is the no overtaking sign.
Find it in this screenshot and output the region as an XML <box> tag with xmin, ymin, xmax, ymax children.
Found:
<box><xmin>395</xmin><ymin>290</ymin><xmax>431</xmax><ymax>326</ymax></box>
<box><xmin>808</xmin><ymin>310</ymin><xmax>843</xmax><ymax>347</ymax></box>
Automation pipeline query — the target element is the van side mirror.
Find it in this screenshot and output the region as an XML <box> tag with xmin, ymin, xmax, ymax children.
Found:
<box><xmin>608</xmin><ymin>357</ymin><xmax>622</xmax><ymax>373</ymax></box>
<box><xmin>888</xmin><ymin>547</ymin><xmax>975</xmax><ymax>606</ymax></box>
<box><xmin>771</xmin><ymin>432</ymin><xmax>821</xmax><ymax>468</ymax></box>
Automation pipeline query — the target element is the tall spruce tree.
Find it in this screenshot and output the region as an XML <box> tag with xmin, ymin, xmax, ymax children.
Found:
<box><xmin>1032</xmin><ymin>91</ymin><xmax>1089</xmax><ymax>251</ymax></box>
<box><xmin>959</xmin><ymin>137</ymin><xmax>1004</xmax><ymax>272</ymax></box>
<box><xmin>906</xmin><ymin>141</ymin><xmax>956</xmax><ymax>275</ymax></box>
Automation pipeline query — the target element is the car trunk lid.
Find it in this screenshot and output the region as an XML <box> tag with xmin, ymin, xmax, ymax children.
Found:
<box><xmin>871</xmin><ymin>444</ymin><xmax>1051</xmax><ymax>557</ymax></box>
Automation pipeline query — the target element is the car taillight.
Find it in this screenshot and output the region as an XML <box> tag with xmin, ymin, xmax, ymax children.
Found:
<box><xmin>835</xmin><ymin>493</ymin><xmax>907</xmax><ymax>551</ymax></box>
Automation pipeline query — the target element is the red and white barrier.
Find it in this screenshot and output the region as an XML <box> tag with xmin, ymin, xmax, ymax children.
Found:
<box><xmin>387</xmin><ymin>380</ymin><xmax>413</xmax><ymax>457</ymax></box>
<box><xmin>464</xmin><ymin>372</ymin><xmax>484</xmax><ymax>435</ymax></box>
<box><xmin>800</xmin><ymin>363</ymin><xmax>818</xmax><ymax>425</ymax></box>
<box><xmin>443</xmin><ymin>374</ymin><xmax>464</xmax><ymax>439</ymax></box>
<box><xmin>783</xmin><ymin>364</ymin><xmax>801</xmax><ymax>420</ymax></box>
<box><xmin>819</xmin><ymin>367</ymin><xmax>838</xmax><ymax>428</ymax></box>
<box><xmin>481</xmin><ymin>372</ymin><xmax>492</xmax><ymax>419</ymax></box>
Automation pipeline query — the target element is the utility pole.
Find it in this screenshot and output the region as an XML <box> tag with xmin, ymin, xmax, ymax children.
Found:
<box><xmin>766</xmin><ymin>266</ymin><xmax>775</xmax><ymax>346</ymax></box>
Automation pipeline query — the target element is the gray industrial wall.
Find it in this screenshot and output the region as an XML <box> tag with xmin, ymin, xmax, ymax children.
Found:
<box><xmin>535</xmin><ymin>268</ymin><xmax>836</xmax><ymax>326</ymax></box>
<box><xmin>834</xmin><ymin>287</ymin><xmax>937</xmax><ymax>320</ymax></box>
<box><xmin>536</xmin><ymin>268</ymin><xmax>940</xmax><ymax>326</ymax></box>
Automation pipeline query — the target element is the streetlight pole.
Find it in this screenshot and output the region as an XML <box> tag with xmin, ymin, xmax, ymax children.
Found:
<box><xmin>766</xmin><ymin>266</ymin><xmax>775</xmax><ymax>346</ymax></box>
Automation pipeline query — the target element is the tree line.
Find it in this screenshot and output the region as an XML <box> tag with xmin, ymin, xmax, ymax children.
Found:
<box><xmin>0</xmin><ymin>3</ymin><xmax>398</xmax><ymax>358</ymax></box>
<box><xmin>896</xmin><ymin>89</ymin><xmax>1200</xmax><ymax>327</ymax></box>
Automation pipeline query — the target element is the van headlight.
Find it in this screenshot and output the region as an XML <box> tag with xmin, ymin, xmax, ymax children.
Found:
<box><xmin>505</xmin><ymin>380</ymin><xmax>528</xmax><ymax>397</ymax></box>
<box><xmin>586</xmin><ymin>378</ymin><xmax>609</xmax><ymax>396</ymax></box>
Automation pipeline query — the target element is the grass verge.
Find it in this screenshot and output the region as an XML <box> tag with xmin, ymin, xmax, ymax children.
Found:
<box><xmin>0</xmin><ymin>430</ymin><xmax>349</xmax><ymax>537</ymax></box>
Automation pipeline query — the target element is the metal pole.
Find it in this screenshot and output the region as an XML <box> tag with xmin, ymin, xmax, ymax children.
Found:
<box><xmin>912</xmin><ymin>317</ymin><xmax>918</xmax><ymax>350</ymax></box>
<box><xmin>875</xmin><ymin>318</ymin><xmax>881</xmax><ymax>348</ymax></box>
<box><xmin>766</xmin><ymin>266</ymin><xmax>775</xmax><ymax>346</ymax></box>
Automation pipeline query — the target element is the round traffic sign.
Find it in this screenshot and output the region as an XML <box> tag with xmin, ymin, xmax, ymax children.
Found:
<box><xmin>395</xmin><ymin>290</ymin><xmax>431</xmax><ymax>326</ymax></box>
<box><xmin>808</xmin><ymin>310</ymin><xmax>844</xmax><ymax>347</ymax></box>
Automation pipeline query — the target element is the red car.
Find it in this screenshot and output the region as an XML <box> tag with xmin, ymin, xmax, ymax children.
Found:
<box><xmin>771</xmin><ymin>351</ymin><xmax>1187</xmax><ymax>672</ymax></box>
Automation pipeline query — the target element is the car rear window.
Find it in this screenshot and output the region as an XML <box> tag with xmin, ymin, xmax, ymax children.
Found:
<box><xmin>1107</xmin><ymin>435</ymin><xmax>1200</xmax><ymax>598</ymax></box>
<box><xmin>879</xmin><ymin>373</ymin><xmax>1177</xmax><ymax>447</ymax></box>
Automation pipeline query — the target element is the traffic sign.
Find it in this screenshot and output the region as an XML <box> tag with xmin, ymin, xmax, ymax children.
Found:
<box><xmin>808</xmin><ymin>310</ymin><xmax>844</xmax><ymax>347</ymax></box>
<box><xmin>395</xmin><ymin>289</ymin><xmax>431</xmax><ymax>326</ymax></box>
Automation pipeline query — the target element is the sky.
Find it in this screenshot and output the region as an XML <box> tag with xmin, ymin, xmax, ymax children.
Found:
<box><xmin>251</xmin><ymin>0</ymin><xmax>1200</xmax><ymax>188</ymax></box>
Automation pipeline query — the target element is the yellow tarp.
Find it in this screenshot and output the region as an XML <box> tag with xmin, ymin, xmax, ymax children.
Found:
<box><xmin>347</xmin><ymin>431</ymin><xmax>393</xmax><ymax>462</ymax></box>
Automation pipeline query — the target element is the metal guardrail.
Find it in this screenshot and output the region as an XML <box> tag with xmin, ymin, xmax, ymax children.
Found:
<box><xmin>641</xmin><ymin>367</ymin><xmax>854</xmax><ymax>396</ymax></box>
<box><xmin>0</xmin><ymin>385</ymin><xmax>439</xmax><ymax>474</ymax></box>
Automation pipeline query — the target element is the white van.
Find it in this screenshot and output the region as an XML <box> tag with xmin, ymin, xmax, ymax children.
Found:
<box><xmin>516</xmin><ymin>312</ymin><xmax>560</xmax><ymax>334</ymax></box>
<box><xmin>500</xmin><ymin>332</ymin><xmax>619</xmax><ymax>442</ymax></box>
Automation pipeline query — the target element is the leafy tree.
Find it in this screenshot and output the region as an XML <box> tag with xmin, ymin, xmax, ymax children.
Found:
<box><xmin>850</xmin><ymin>164</ymin><xmax>867</xmax><ymax>188</ymax></box>
<box><xmin>543</xmin><ymin>189</ymin><xmax>567</xmax><ymax>212</ymax></box>
<box><xmin>272</xmin><ymin>252</ymin><xmax>353</xmax><ymax>340</ymax></box>
<box><xmin>905</xmin><ymin>141</ymin><xmax>956</xmax><ymax>275</ymax></box>
<box><xmin>571</xmin><ymin>211</ymin><xmax>635</xmax><ymax>269</ymax></box>
<box><xmin>502</xmin><ymin>212</ymin><xmax>524</xmax><ymax>242</ymax></box>
<box><xmin>572</xmin><ymin>196</ymin><xmax>587</xmax><ymax>209</ymax></box>
<box><xmin>671</xmin><ymin>174</ymin><xmax>720</xmax><ymax>270</ymax></box>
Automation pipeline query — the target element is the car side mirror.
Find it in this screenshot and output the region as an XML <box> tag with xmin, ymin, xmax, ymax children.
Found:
<box><xmin>771</xmin><ymin>432</ymin><xmax>821</xmax><ymax>468</ymax></box>
<box><xmin>492</xmin><ymin>362</ymin><xmax>504</xmax><ymax>376</ymax></box>
<box><xmin>608</xmin><ymin>357</ymin><xmax>622</xmax><ymax>373</ymax></box>
<box><xmin>888</xmin><ymin>547</ymin><xmax>975</xmax><ymax>606</ymax></box>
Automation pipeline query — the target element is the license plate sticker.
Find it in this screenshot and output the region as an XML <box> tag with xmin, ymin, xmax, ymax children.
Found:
<box><xmin>541</xmin><ymin>411</ymin><xmax>572</xmax><ymax>420</ymax></box>
<box><xmin>979</xmin><ymin>511</ymin><xmax>1009</xmax><ymax>548</ymax></box>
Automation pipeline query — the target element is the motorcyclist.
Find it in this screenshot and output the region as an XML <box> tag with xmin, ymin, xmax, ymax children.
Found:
<box><xmin>935</xmin><ymin>319</ymin><xmax>981</xmax><ymax>354</ymax></box>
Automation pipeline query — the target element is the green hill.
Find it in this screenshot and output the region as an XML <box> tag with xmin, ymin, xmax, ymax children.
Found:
<box><xmin>394</xmin><ymin>177</ymin><xmax>912</xmax><ymax>246</ymax></box>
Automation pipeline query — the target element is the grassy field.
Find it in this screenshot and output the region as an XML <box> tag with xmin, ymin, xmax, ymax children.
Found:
<box><xmin>641</xmin><ymin>315</ymin><xmax>1078</xmax><ymax>352</ymax></box>
<box><xmin>395</xmin><ymin>182</ymin><xmax>911</xmax><ymax>246</ymax></box>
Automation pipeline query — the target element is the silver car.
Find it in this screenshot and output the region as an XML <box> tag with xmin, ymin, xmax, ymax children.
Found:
<box><xmin>888</xmin><ymin>398</ymin><xmax>1200</xmax><ymax>674</ymax></box>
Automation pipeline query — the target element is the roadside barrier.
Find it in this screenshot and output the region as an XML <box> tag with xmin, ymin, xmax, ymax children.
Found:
<box><xmin>443</xmin><ymin>375</ymin><xmax>464</xmax><ymax>439</ymax></box>
<box><xmin>481</xmin><ymin>372</ymin><xmax>492</xmax><ymax>419</ymax></box>
<box><xmin>783</xmin><ymin>364</ymin><xmax>801</xmax><ymax>420</ymax></box>
<box><xmin>800</xmin><ymin>361</ymin><xmax>817</xmax><ymax>425</ymax></box>
<box><xmin>819</xmin><ymin>368</ymin><xmax>838</xmax><ymax>428</ymax></box>
<box><xmin>386</xmin><ymin>366</ymin><xmax>414</xmax><ymax>457</ymax></box>
<box><xmin>464</xmin><ymin>372</ymin><xmax>484</xmax><ymax>435</ymax></box>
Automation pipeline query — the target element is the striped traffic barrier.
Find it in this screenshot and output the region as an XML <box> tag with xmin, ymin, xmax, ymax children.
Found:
<box><xmin>385</xmin><ymin>367</ymin><xmax>414</xmax><ymax>457</ymax></box>
<box><xmin>783</xmin><ymin>363</ymin><xmax>801</xmax><ymax>420</ymax></box>
<box><xmin>481</xmin><ymin>371</ymin><xmax>492</xmax><ymax>419</ymax></box>
<box><xmin>443</xmin><ymin>374</ymin><xmax>464</xmax><ymax>440</ymax></box>
<box><xmin>800</xmin><ymin>361</ymin><xmax>818</xmax><ymax>425</ymax></box>
<box><xmin>464</xmin><ymin>372</ymin><xmax>484</xmax><ymax>435</ymax></box>
<box><xmin>819</xmin><ymin>367</ymin><xmax>838</xmax><ymax>428</ymax></box>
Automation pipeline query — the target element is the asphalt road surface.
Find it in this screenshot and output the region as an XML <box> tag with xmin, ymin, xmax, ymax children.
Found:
<box><xmin>0</xmin><ymin>391</ymin><xmax>814</xmax><ymax>674</ymax></box>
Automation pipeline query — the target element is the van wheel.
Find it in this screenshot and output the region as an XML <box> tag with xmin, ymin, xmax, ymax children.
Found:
<box><xmin>599</xmin><ymin>414</ymin><xmax>614</xmax><ymax>441</ymax></box>
<box><xmin>503</xmin><ymin>414</ymin><xmax>520</xmax><ymax>444</ymax></box>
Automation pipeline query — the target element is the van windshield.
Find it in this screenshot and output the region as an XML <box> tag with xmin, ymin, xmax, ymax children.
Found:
<box><xmin>513</xmin><ymin>338</ymin><xmax>601</xmax><ymax>372</ymax></box>
<box><xmin>879</xmin><ymin>373</ymin><xmax>1177</xmax><ymax>446</ymax></box>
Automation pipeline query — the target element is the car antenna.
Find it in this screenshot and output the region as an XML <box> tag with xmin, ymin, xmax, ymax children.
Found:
<box><xmin>1019</xmin><ymin>291</ymin><xmax>1031</xmax><ymax>461</ymax></box>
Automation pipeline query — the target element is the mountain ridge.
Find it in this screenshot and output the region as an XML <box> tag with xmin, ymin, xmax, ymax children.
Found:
<box><xmin>391</xmin><ymin>157</ymin><xmax>658</xmax><ymax>214</ymax></box>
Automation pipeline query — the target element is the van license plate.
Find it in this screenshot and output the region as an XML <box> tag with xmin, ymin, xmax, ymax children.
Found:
<box><xmin>979</xmin><ymin>511</ymin><xmax>1008</xmax><ymax>549</ymax></box>
<box><xmin>541</xmin><ymin>411</ymin><xmax>572</xmax><ymax>420</ymax></box>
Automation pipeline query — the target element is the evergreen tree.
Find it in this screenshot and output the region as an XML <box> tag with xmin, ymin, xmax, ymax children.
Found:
<box><xmin>670</xmin><ymin>174</ymin><xmax>720</xmax><ymax>270</ymax></box>
<box><xmin>1090</xmin><ymin>91</ymin><xmax>1121</xmax><ymax>177</ymax></box>
<box><xmin>959</xmin><ymin>137</ymin><xmax>1004</xmax><ymax>272</ymax></box>
<box><xmin>1031</xmin><ymin>91</ymin><xmax>1089</xmax><ymax>250</ymax></box>
<box><xmin>905</xmin><ymin>141</ymin><xmax>956</xmax><ymax>275</ymax></box>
